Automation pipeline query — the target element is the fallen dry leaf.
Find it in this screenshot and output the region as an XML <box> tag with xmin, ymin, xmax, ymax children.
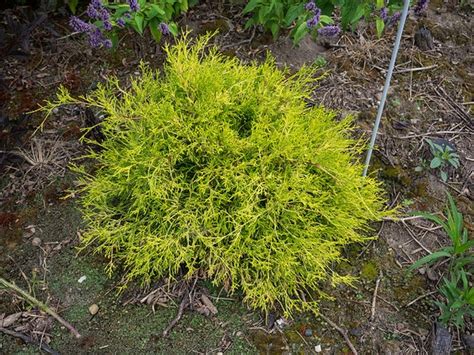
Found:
<box><xmin>201</xmin><ymin>294</ymin><xmax>218</xmax><ymax>315</ymax></box>
<box><xmin>1</xmin><ymin>312</ymin><xmax>23</xmax><ymax>328</ymax></box>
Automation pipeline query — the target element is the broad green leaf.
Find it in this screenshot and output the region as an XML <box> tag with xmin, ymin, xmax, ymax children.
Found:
<box><xmin>270</xmin><ymin>22</ymin><xmax>280</xmax><ymax>39</ymax></box>
<box><xmin>149</xmin><ymin>18</ymin><xmax>162</xmax><ymax>42</ymax></box>
<box><xmin>430</xmin><ymin>157</ymin><xmax>442</xmax><ymax>168</ymax></box>
<box><xmin>243</xmin><ymin>0</ymin><xmax>260</xmax><ymax>14</ymax></box>
<box><xmin>284</xmin><ymin>4</ymin><xmax>304</xmax><ymax>26</ymax></box>
<box><xmin>180</xmin><ymin>0</ymin><xmax>189</xmax><ymax>12</ymax></box>
<box><xmin>168</xmin><ymin>22</ymin><xmax>178</xmax><ymax>36</ymax></box>
<box><xmin>376</xmin><ymin>18</ymin><xmax>384</xmax><ymax>38</ymax></box>
<box><xmin>292</xmin><ymin>20</ymin><xmax>308</xmax><ymax>44</ymax></box>
<box><xmin>67</xmin><ymin>0</ymin><xmax>79</xmax><ymax>13</ymax></box>
<box><xmin>135</xmin><ymin>13</ymin><xmax>145</xmax><ymax>34</ymax></box>
<box><xmin>341</xmin><ymin>2</ymin><xmax>366</xmax><ymax>29</ymax></box>
<box><xmin>320</xmin><ymin>15</ymin><xmax>334</xmax><ymax>25</ymax></box>
<box><xmin>440</xmin><ymin>170</ymin><xmax>448</xmax><ymax>182</ymax></box>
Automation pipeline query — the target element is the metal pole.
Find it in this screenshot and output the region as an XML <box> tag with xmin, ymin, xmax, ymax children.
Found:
<box><xmin>362</xmin><ymin>0</ymin><xmax>411</xmax><ymax>177</ymax></box>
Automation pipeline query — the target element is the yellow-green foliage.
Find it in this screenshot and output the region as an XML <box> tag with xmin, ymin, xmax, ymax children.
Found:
<box><xmin>50</xmin><ymin>35</ymin><xmax>391</xmax><ymax>316</ymax></box>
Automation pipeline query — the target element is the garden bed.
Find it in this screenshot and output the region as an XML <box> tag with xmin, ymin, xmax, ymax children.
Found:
<box><xmin>0</xmin><ymin>1</ymin><xmax>472</xmax><ymax>353</ymax></box>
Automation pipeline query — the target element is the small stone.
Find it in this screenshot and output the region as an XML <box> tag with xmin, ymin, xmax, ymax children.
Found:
<box><xmin>88</xmin><ymin>304</ymin><xmax>99</xmax><ymax>315</ymax></box>
<box><xmin>31</xmin><ymin>237</ymin><xmax>42</xmax><ymax>247</ymax></box>
<box><xmin>414</xmin><ymin>27</ymin><xmax>434</xmax><ymax>51</ymax></box>
<box><xmin>315</xmin><ymin>344</ymin><xmax>322</xmax><ymax>352</ymax></box>
<box><xmin>427</xmin><ymin>268</ymin><xmax>438</xmax><ymax>281</ymax></box>
<box><xmin>304</xmin><ymin>328</ymin><xmax>313</xmax><ymax>337</ymax></box>
<box><xmin>236</xmin><ymin>331</ymin><xmax>243</xmax><ymax>337</ymax></box>
<box><xmin>78</xmin><ymin>276</ymin><xmax>87</xmax><ymax>283</ymax></box>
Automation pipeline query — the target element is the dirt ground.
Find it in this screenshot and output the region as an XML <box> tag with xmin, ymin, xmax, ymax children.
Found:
<box><xmin>0</xmin><ymin>1</ymin><xmax>472</xmax><ymax>354</ymax></box>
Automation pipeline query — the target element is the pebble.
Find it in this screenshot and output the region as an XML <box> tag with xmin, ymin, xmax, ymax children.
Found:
<box><xmin>31</xmin><ymin>237</ymin><xmax>42</xmax><ymax>247</ymax></box>
<box><xmin>88</xmin><ymin>304</ymin><xmax>99</xmax><ymax>315</ymax></box>
<box><xmin>78</xmin><ymin>275</ymin><xmax>87</xmax><ymax>283</ymax></box>
<box><xmin>304</xmin><ymin>328</ymin><xmax>313</xmax><ymax>337</ymax></box>
<box><xmin>314</xmin><ymin>344</ymin><xmax>322</xmax><ymax>352</ymax></box>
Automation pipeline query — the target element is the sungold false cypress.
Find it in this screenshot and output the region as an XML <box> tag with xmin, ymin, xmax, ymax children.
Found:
<box><xmin>45</xmin><ymin>34</ymin><xmax>392</xmax><ymax>317</ymax></box>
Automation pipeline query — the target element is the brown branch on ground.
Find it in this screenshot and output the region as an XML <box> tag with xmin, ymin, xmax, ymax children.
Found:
<box><xmin>319</xmin><ymin>313</ymin><xmax>358</xmax><ymax>355</ymax></box>
<box><xmin>0</xmin><ymin>327</ymin><xmax>59</xmax><ymax>355</ymax></box>
<box><xmin>0</xmin><ymin>277</ymin><xmax>81</xmax><ymax>339</ymax></box>
<box><xmin>162</xmin><ymin>288</ymin><xmax>190</xmax><ymax>337</ymax></box>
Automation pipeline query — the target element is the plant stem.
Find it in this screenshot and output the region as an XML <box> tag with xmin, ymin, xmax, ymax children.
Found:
<box><xmin>0</xmin><ymin>276</ymin><xmax>81</xmax><ymax>338</ymax></box>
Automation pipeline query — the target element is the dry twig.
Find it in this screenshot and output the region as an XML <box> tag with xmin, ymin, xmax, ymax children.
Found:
<box><xmin>319</xmin><ymin>313</ymin><xmax>358</xmax><ymax>355</ymax></box>
<box><xmin>0</xmin><ymin>327</ymin><xmax>59</xmax><ymax>355</ymax></box>
<box><xmin>0</xmin><ymin>277</ymin><xmax>81</xmax><ymax>339</ymax></box>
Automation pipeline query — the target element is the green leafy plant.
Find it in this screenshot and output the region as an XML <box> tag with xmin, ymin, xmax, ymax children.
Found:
<box><xmin>69</xmin><ymin>0</ymin><xmax>193</xmax><ymax>48</ymax></box>
<box><xmin>409</xmin><ymin>194</ymin><xmax>473</xmax><ymax>272</ymax></box>
<box><xmin>242</xmin><ymin>0</ymin><xmax>404</xmax><ymax>44</ymax></box>
<box><xmin>409</xmin><ymin>193</ymin><xmax>473</xmax><ymax>329</ymax></box>
<box><xmin>42</xmin><ymin>35</ymin><xmax>391</xmax><ymax>316</ymax></box>
<box><xmin>437</xmin><ymin>270</ymin><xmax>474</xmax><ymax>329</ymax></box>
<box><xmin>415</xmin><ymin>138</ymin><xmax>460</xmax><ymax>182</ymax></box>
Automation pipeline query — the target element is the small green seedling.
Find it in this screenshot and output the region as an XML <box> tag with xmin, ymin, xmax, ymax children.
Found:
<box><xmin>409</xmin><ymin>193</ymin><xmax>473</xmax><ymax>329</ymax></box>
<box><xmin>416</xmin><ymin>138</ymin><xmax>460</xmax><ymax>182</ymax></box>
<box><xmin>436</xmin><ymin>270</ymin><xmax>474</xmax><ymax>329</ymax></box>
<box><xmin>409</xmin><ymin>193</ymin><xmax>473</xmax><ymax>272</ymax></box>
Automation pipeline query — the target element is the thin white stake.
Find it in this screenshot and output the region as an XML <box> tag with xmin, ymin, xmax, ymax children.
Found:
<box><xmin>362</xmin><ymin>0</ymin><xmax>411</xmax><ymax>177</ymax></box>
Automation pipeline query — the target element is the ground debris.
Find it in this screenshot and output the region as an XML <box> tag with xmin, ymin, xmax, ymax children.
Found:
<box><xmin>431</xmin><ymin>322</ymin><xmax>452</xmax><ymax>355</ymax></box>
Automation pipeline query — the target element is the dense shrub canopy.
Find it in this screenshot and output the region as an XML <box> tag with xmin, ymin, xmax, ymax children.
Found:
<box><xmin>53</xmin><ymin>35</ymin><xmax>390</xmax><ymax>316</ymax></box>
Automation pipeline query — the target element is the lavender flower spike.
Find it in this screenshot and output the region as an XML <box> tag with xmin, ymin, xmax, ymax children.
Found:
<box><xmin>103</xmin><ymin>20</ymin><xmax>112</xmax><ymax>31</ymax></box>
<box><xmin>117</xmin><ymin>18</ymin><xmax>126</xmax><ymax>28</ymax></box>
<box><xmin>127</xmin><ymin>0</ymin><xmax>140</xmax><ymax>12</ymax></box>
<box><xmin>99</xmin><ymin>8</ymin><xmax>110</xmax><ymax>21</ymax></box>
<box><xmin>306</xmin><ymin>8</ymin><xmax>321</xmax><ymax>29</ymax></box>
<box><xmin>86</xmin><ymin>3</ymin><xmax>100</xmax><ymax>19</ymax></box>
<box><xmin>69</xmin><ymin>16</ymin><xmax>91</xmax><ymax>33</ymax></box>
<box><xmin>90</xmin><ymin>0</ymin><xmax>102</xmax><ymax>9</ymax></box>
<box><xmin>159</xmin><ymin>22</ymin><xmax>170</xmax><ymax>35</ymax></box>
<box><xmin>387</xmin><ymin>12</ymin><xmax>401</xmax><ymax>27</ymax></box>
<box><xmin>414</xmin><ymin>0</ymin><xmax>429</xmax><ymax>16</ymax></box>
<box><xmin>305</xmin><ymin>1</ymin><xmax>316</xmax><ymax>12</ymax></box>
<box><xmin>317</xmin><ymin>25</ymin><xmax>341</xmax><ymax>37</ymax></box>
<box><xmin>380</xmin><ymin>7</ymin><xmax>388</xmax><ymax>22</ymax></box>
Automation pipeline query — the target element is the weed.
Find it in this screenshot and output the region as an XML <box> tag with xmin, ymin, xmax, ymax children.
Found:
<box><xmin>415</xmin><ymin>138</ymin><xmax>460</xmax><ymax>182</ymax></box>
<box><xmin>409</xmin><ymin>193</ymin><xmax>473</xmax><ymax>329</ymax></box>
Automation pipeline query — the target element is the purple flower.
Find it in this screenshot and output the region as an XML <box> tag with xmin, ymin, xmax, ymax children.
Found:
<box><xmin>103</xmin><ymin>20</ymin><xmax>112</xmax><ymax>31</ymax></box>
<box><xmin>86</xmin><ymin>3</ymin><xmax>100</xmax><ymax>19</ymax></box>
<box><xmin>159</xmin><ymin>22</ymin><xmax>170</xmax><ymax>35</ymax></box>
<box><xmin>306</xmin><ymin>9</ymin><xmax>321</xmax><ymax>29</ymax></box>
<box><xmin>90</xmin><ymin>0</ymin><xmax>102</xmax><ymax>9</ymax></box>
<box><xmin>99</xmin><ymin>8</ymin><xmax>110</xmax><ymax>21</ymax></box>
<box><xmin>87</xmin><ymin>26</ymin><xmax>111</xmax><ymax>48</ymax></box>
<box><xmin>69</xmin><ymin>16</ymin><xmax>91</xmax><ymax>33</ymax></box>
<box><xmin>387</xmin><ymin>12</ymin><xmax>401</xmax><ymax>27</ymax></box>
<box><xmin>380</xmin><ymin>7</ymin><xmax>388</xmax><ymax>21</ymax></box>
<box><xmin>117</xmin><ymin>18</ymin><xmax>126</xmax><ymax>28</ymax></box>
<box><xmin>103</xmin><ymin>39</ymin><xmax>113</xmax><ymax>48</ymax></box>
<box><xmin>124</xmin><ymin>12</ymin><xmax>132</xmax><ymax>19</ymax></box>
<box><xmin>317</xmin><ymin>25</ymin><xmax>341</xmax><ymax>37</ymax></box>
<box><xmin>305</xmin><ymin>1</ymin><xmax>316</xmax><ymax>12</ymax></box>
<box><xmin>307</xmin><ymin>16</ymin><xmax>318</xmax><ymax>28</ymax></box>
<box><xmin>414</xmin><ymin>0</ymin><xmax>429</xmax><ymax>16</ymax></box>
<box><xmin>127</xmin><ymin>0</ymin><xmax>140</xmax><ymax>12</ymax></box>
